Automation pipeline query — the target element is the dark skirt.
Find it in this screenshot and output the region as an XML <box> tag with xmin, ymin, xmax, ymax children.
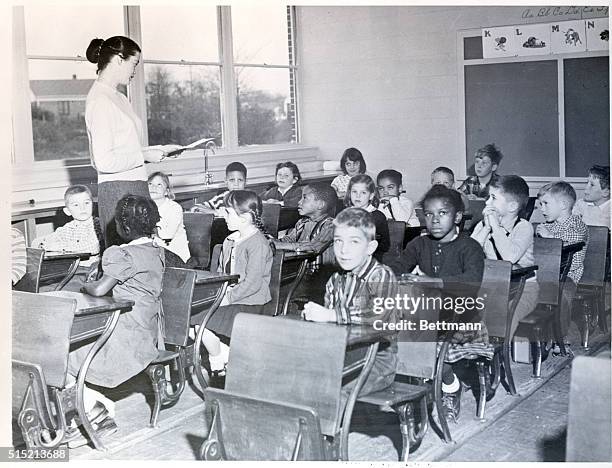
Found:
<box><xmin>98</xmin><ymin>180</ymin><xmax>150</xmax><ymax>248</ymax></box>
<box><xmin>199</xmin><ymin>303</ymin><xmax>265</xmax><ymax>338</ymax></box>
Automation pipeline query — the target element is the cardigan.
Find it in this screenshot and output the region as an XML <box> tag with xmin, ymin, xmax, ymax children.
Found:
<box><xmin>85</xmin><ymin>80</ymin><xmax>147</xmax><ymax>183</ymax></box>
<box><xmin>218</xmin><ymin>229</ymin><xmax>273</xmax><ymax>305</ymax></box>
<box><xmin>389</xmin><ymin>232</ymin><xmax>485</xmax><ymax>299</ymax></box>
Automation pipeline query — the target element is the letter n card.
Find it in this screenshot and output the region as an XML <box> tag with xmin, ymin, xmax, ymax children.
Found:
<box><xmin>585</xmin><ymin>17</ymin><xmax>609</xmax><ymax>51</ymax></box>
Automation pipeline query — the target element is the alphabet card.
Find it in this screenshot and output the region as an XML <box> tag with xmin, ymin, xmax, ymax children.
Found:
<box><xmin>515</xmin><ymin>23</ymin><xmax>551</xmax><ymax>56</ymax></box>
<box><xmin>585</xmin><ymin>17</ymin><xmax>609</xmax><ymax>51</ymax></box>
<box><xmin>551</xmin><ymin>20</ymin><xmax>587</xmax><ymax>53</ymax></box>
<box><xmin>482</xmin><ymin>26</ymin><xmax>517</xmax><ymax>58</ymax></box>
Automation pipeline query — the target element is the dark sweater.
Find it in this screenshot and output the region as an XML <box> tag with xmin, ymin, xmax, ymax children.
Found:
<box><xmin>260</xmin><ymin>184</ymin><xmax>303</xmax><ymax>208</ymax></box>
<box><xmin>388</xmin><ymin>232</ymin><xmax>484</xmax><ymax>299</ymax></box>
<box><xmin>371</xmin><ymin>209</ymin><xmax>390</xmax><ymax>262</ymax></box>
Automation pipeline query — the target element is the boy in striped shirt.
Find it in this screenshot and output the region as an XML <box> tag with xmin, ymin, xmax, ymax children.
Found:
<box><xmin>191</xmin><ymin>162</ymin><xmax>247</xmax><ymax>214</ymax></box>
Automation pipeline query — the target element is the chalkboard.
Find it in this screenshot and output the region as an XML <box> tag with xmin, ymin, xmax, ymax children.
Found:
<box><xmin>564</xmin><ymin>56</ymin><xmax>610</xmax><ymax>177</ymax></box>
<box><xmin>465</xmin><ymin>60</ymin><xmax>560</xmax><ymax>177</ymax></box>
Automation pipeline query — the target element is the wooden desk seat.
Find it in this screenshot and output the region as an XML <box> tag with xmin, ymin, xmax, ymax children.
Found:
<box><xmin>381</xmin><ymin>220</ymin><xmax>406</xmax><ymax>266</ymax></box>
<box><xmin>13</xmin><ymin>248</ymin><xmax>44</xmax><ymax>293</ymax></box>
<box><xmin>516</xmin><ymin>239</ymin><xmax>585</xmax><ymax>377</ymax></box>
<box><xmin>145</xmin><ymin>267</ymin><xmax>197</xmax><ymax>427</ymax></box>
<box><xmin>12</xmin><ymin>291</ymin><xmax>77</xmax><ymax>449</ymax></box>
<box><xmin>473</xmin><ymin>261</ymin><xmax>537</xmax><ymax>418</ymax></box>
<box><xmin>200</xmin><ymin>314</ymin><xmax>349</xmax><ymax>460</ymax></box>
<box><xmin>355</xmin><ymin>283</ymin><xmax>448</xmax><ymax>460</ymax></box>
<box><xmin>184</xmin><ymin>212</ymin><xmax>214</xmax><ymax>269</ymax></box>
<box><xmin>573</xmin><ymin>226</ymin><xmax>610</xmax><ymax>347</ymax></box>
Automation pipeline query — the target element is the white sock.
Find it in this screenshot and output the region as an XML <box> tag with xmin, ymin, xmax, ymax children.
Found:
<box><xmin>209</xmin><ymin>342</ymin><xmax>230</xmax><ymax>371</ymax></box>
<box><xmin>83</xmin><ymin>385</ymin><xmax>115</xmax><ymax>418</ymax></box>
<box><xmin>442</xmin><ymin>374</ymin><xmax>460</xmax><ymax>393</ymax></box>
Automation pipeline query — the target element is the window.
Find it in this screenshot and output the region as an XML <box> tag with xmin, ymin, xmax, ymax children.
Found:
<box><xmin>232</xmin><ymin>6</ymin><xmax>298</xmax><ymax>145</ymax></box>
<box><xmin>23</xmin><ymin>6</ymin><xmax>123</xmax><ymax>162</ymax></box>
<box><xmin>140</xmin><ymin>6</ymin><xmax>222</xmax><ymax>147</ymax></box>
<box><xmin>13</xmin><ymin>6</ymin><xmax>299</xmax><ymax>165</ymax></box>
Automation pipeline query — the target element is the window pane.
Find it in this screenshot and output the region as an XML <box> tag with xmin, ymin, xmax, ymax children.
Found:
<box><xmin>25</xmin><ymin>6</ymin><xmax>124</xmax><ymax>57</ymax></box>
<box><xmin>141</xmin><ymin>6</ymin><xmax>219</xmax><ymax>62</ymax></box>
<box><xmin>236</xmin><ymin>67</ymin><xmax>295</xmax><ymax>146</ymax></box>
<box><xmin>29</xmin><ymin>60</ymin><xmax>95</xmax><ymax>161</ymax></box>
<box><xmin>232</xmin><ymin>6</ymin><xmax>290</xmax><ymax>65</ymax></box>
<box><xmin>145</xmin><ymin>64</ymin><xmax>222</xmax><ymax>147</ymax></box>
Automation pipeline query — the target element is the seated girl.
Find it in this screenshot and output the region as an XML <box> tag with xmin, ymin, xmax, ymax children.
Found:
<box><xmin>65</xmin><ymin>195</ymin><xmax>166</xmax><ymax>445</ymax></box>
<box><xmin>331</xmin><ymin>147</ymin><xmax>367</xmax><ymax>198</ymax></box>
<box><xmin>148</xmin><ymin>171</ymin><xmax>190</xmax><ymax>265</ymax></box>
<box><xmin>195</xmin><ymin>190</ymin><xmax>273</xmax><ymax>377</ymax></box>
<box><xmin>260</xmin><ymin>161</ymin><xmax>303</xmax><ymax>207</ymax></box>
<box><xmin>344</xmin><ymin>174</ymin><xmax>390</xmax><ymax>261</ymax></box>
<box><xmin>388</xmin><ymin>185</ymin><xmax>492</xmax><ymax>423</ymax></box>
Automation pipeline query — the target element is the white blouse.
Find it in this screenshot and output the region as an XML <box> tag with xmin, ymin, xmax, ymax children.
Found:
<box><xmin>85</xmin><ymin>80</ymin><xmax>147</xmax><ymax>183</ymax></box>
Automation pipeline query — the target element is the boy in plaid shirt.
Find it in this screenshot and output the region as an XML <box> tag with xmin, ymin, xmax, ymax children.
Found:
<box><xmin>537</xmin><ymin>181</ymin><xmax>589</xmax><ymax>341</ymax></box>
<box><xmin>32</xmin><ymin>185</ymin><xmax>102</xmax><ymax>265</ymax></box>
<box><xmin>274</xmin><ymin>183</ymin><xmax>339</xmax><ymax>307</ymax></box>
<box><xmin>302</xmin><ymin>207</ymin><xmax>398</xmax><ymax>397</ymax></box>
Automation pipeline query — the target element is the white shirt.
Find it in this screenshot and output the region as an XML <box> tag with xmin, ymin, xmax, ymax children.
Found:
<box><xmin>573</xmin><ymin>198</ymin><xmax>611</xmax><ymax>228</ymax></box>
<box><xmin>85</xmin><ymin>80</ymin><xmax>147</xmax><ymax>183</ymax></box>
<box><xmin>377</xmin><ymin>194</ymin><xmax>420</xmax><ymax>226</ymax></box>
<box><xmin>155</xmin><ymin>199</ymin><xmax>190</xmax><ymax>263</ymax></box>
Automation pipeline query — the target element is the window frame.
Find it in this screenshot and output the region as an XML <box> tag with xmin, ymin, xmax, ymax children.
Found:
<box><xmin>11</xmin><ymin>5</ymin><xmax>301</xmax><ymax>170</ymax></box>
<box><xmin>456</xmin><ymin>27</ymin><xmax>608</xmax><ymax>185</ymax></box>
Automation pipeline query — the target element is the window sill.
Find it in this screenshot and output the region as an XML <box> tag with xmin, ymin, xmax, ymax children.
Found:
<box><xmin>12</xmin><ymin>144</ymin><xmax>326</xmax><ymax>207</ymax></box>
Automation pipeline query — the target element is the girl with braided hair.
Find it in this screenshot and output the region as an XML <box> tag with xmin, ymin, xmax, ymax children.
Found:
<box><xmin>195</xmin><ymin>190</ymin><xmax>273</xmax><ymax>377</ymax></box>
<box><xmin>65</xmin><ymin>195</ymin><xmax>166</xmax><ymax>443</ymax></box>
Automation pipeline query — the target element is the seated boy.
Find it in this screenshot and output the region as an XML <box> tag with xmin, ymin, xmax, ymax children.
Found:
<box><xmin>471</xmin><ymin>175</ymin><xmax>539</xmax><ymax>341</ymax></box>
<box><xmin>430</xmin><ymin>166</ymin><xmax>471</xmax><ymax>217</ymax></box>
<box><xmin>302</xmin><ymin>207</ymin><xmax>398</xmax><ymax>397</ymax></box>
<box><xmin>573</xmin><ymin>165</ymin><xmax>610</xmax><ymax>228</ymax></box>
<box><xmin>32</xmin><ymin>185</ymin><xmax>102</xmax><ymax>266</ymax></box>
<box><xmin>191</xmin><ymin>162</ymin><xmax>247</xmax><ymax>214</ymax></box>
<box><xmin>537</xmin><ymin>181</ymin><xmax>589</xmax><ymax>342</ymax></box>
<box><xmin>376</xmin><ymin>169</ymin><xmax>419</xmax><ymax>226</ymax></box>
<box><xmin>273</xmin><ymin>183</ymin><xmax>338</xmax><ymax>305</ymax></box>
<box><xmin>458</xmin><ymin>143</ymin><xmax>503</xmax><ymax>199</ymax></box>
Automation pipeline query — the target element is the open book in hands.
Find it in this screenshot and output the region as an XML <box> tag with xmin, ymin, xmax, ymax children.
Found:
<box><xmin>164</xmin><ymin>137</ymin><xmax>217</xmax><ymax>158</ymax></box>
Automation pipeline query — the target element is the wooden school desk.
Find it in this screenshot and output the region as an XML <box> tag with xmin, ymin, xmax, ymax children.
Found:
<box><xmin>40</xmin><ymin>290</ymin><xmax>134</xmax><ymax>451</ymax></box>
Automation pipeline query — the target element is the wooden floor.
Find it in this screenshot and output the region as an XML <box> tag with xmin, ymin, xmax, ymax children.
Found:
<box><xmin>65</xmin><ymin>320</ymin><xmax>610</xmax><ymax>462</ymax></box>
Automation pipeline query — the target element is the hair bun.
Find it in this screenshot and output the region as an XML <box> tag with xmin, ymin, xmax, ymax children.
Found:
<box><xmin>86</xmin><ymin>38</ymin><xmax>105</xmax><ymax>64</ymax></box>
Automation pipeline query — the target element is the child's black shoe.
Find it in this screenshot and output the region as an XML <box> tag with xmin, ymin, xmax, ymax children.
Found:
<box><xmin>441</xmin><ymin>385</ymin><xmax>462</xmax><ymax>423</ymax></box>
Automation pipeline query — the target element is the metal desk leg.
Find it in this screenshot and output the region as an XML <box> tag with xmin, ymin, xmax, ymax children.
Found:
<box><xmin>54</xmin><ymin>259</ymin><xmax>81</xmax><ymax>291</ymax></box>
<box><xmin>75</xmin><ymin>309</ymin><xmax>121</xmax><ymax>451</ymax></box>
<box><xmin>281</xmin><ymin>259</ymin><xmax>308</xmax><ymax>316</ymax></box>
<box><xmin>193</xmin><ymin>281</ymin><xmax>230</xmax><ymax>392</ymax></box>
<box><xmin>339</xmin><ymin>342</ymin><xmax>379</xmax><ymax>461</ymax></box>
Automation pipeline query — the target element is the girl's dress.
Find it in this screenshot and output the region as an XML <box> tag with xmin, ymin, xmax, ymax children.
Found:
<box><xmin>68</xmin><ymin>238</ymin><xmax>165</xmax><ymax>388</ymax></box>
<box><xmin>259</xmin><ymin>184</ymin><xmax>303</xmax><ymax>207</ymax></box>
<box><xmin>204</xmin><ymin>230</ymin><xmax>273</xmax><ymax>338</ymax></box>
<box><xmin>155</xmin><ymin>198</ymin><xmax>191</xmax><ymax>263</ymax></box>
<box><xmin>331</xmin><ymin>174</ymin><xmax>351</xmax><ymax>195</ymax></box>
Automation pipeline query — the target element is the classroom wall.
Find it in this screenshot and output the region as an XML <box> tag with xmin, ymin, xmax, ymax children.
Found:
<box><xmin>297</xmin><ymin>5</ymin><xmax>609</xmax><ymax>202</ymax></box>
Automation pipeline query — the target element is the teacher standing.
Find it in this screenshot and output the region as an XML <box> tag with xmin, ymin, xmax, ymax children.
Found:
<box><xmin>85</xmin><ymin>36</ymin><xmax>170</xmax><ymax>247</ymax></box>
